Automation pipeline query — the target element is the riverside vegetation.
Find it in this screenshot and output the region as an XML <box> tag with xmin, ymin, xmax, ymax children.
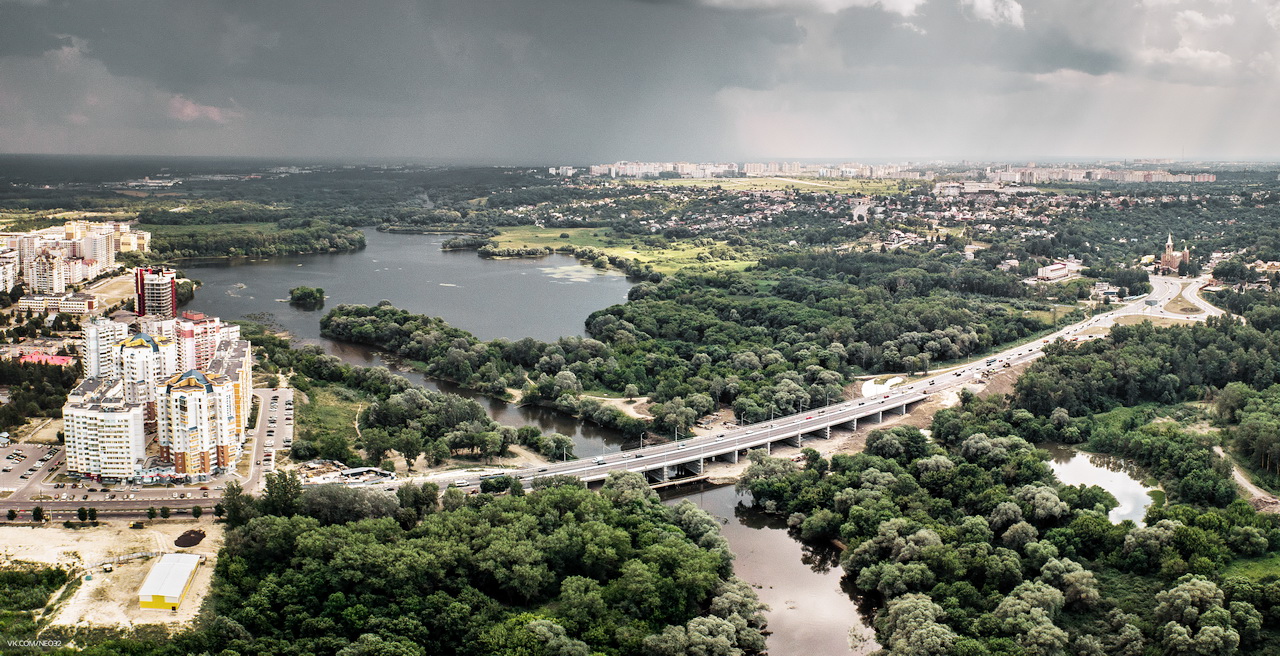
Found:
<box><xmin>319</xmin><ymin>245</ymin><xmax>1076</xmax><ymax>440</ymax></box>
<box><xmin>735</xmin><ymin>310</ymin><xmax>1280</xmax><ymax>656</ymax></box>
<box><xmin>38</xmin><ymin>471</ymin><xmax>767</xmax><ymax>656</ymax></box>
<box><xmin>8</xmin><ymin>162</ymin><xmax>1280</xmax><ymax>654</ymax></box>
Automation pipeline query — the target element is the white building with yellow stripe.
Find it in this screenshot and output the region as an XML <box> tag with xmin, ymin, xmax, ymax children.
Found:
<box><xmin>138</xmin><ymin>553</ymin><xmax>202</xmax><ymax>611</ymax></box>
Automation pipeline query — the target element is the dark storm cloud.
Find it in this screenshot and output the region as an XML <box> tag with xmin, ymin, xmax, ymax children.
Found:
<box><xmin>0</xmin><ymin>4</ymin><xmax>67</xmax><ymax>58</ymax></box>
<box><xmin>1</xmin><ymin>0</ymin><xmax>1278</xmax><ymax>159</ymax></box>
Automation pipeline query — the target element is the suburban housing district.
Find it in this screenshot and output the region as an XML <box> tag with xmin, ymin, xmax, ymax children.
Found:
<box><xmin>2</xmin><ymin>159</ymin><xmax>1280</xmax><ymax>656</ymax></box>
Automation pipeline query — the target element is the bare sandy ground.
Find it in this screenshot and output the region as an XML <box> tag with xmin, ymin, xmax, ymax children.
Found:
<box><xmin>583</xmin><ymin>395</ymin><xmax>652</xmax><ymax>420</ymax></box>
<box><xmin>25</xmin><ymin>418</ymin><xmax>64</xmax><ymax>445</ymax></box>
<box><xmin>86</xmin><ymin>273</ymin><xmax>138</xmax><ymax>309</ymax></box>
<box><xmin>0</xmin><ymin>518</ymin><xmax>223</xmax><ymax>632</ymax></box>
<box><xmin>1213</xmin><ymin>446</ymin><xmax>1280</xmax><ymax>513</ymax></box>
<box><xmin>861</xmin><ymin>377</ymin><xmax>905</xmax><ymax>397</ymax></box>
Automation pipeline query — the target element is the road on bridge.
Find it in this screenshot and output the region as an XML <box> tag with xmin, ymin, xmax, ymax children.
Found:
<box><xmin>484</xmin><ymin>273</ymin><xmax>1222</xmax><ymax>488</ymax></box>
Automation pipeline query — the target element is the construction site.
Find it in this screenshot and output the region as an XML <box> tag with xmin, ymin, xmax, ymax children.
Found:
<box><xmin>0</xmin><ymin>518</ymin><xmax>222</xmax><ymax>633</ymax></box>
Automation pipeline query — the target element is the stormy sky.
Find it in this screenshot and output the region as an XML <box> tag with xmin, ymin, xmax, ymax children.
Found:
<box><xmin>1</xmin><ymin>0</ymin><xmax>1278</xmax><ymax>162</ymax></box>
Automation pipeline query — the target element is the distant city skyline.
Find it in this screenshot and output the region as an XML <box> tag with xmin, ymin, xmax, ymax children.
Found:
<box><xmin>2</xmin><ymin>0</ymin><xmax>1279</xmax><ymax>161</ymax></box>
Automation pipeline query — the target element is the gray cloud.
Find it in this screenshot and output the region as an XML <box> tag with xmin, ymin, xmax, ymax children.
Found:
<box><xmin>0</xmin><ymin>0</ymin><xmax>1277</xmax><ymax>160</ymax></box>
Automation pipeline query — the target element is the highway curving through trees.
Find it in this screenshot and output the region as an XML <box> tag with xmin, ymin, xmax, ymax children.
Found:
<box><xmin>0</xmin><ymin>274</ymin><xmax>1225</xmax><ymax>515</ymax></box>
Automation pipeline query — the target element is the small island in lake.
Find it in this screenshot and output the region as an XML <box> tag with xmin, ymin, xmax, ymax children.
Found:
<box><xmin>288</xmin><ymin>285</ymin><xmax>325</xmax><ymax>310</ymax></box>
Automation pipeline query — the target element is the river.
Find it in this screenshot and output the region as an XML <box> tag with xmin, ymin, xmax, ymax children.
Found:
<box><xmin>184</xmin><ymin>232</ymin><xmax>866</xmax><ymax>653</ymax></box>
<box><xmin>668</xmin><ymin>484</ymin><xmax>877</xmax><ymax>656</ymax></box>
<box><xmin>1043</xmin><ymin>442</ymin><xmax>1156</xmax><ymax>524</ymax></box>
<box><xmin>180</xmin><ymin>228</ymin><xmax>637</xmax><ymax>453</ymax></box>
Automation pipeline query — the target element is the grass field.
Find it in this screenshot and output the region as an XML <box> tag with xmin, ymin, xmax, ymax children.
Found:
<box><xmin>635</xmin><ymin>177</ymin><xmax>907</xmax><ymax>195</ymax></box>
<box><xmin>1164</xmin><ymin>288</ymin><xmax>1204</xmax><ymax>315</ymax></box>
<box><xmin>296</xmin><ymin>385</ymin><xmax>364</xmax><ymax>447</ymax></box>
<box><xmin>1022</xmin><ymin>304</ymin><xmax>1085</xmax><ymax>324</ymax></box>
<box><xmin>1222</xmin><ymin>553</ymin><xmax>1280</xmax><ymax>579</ymax></box>
<box><xmin>1113</xmin><ymin>315</ymin><xmax>1199</xmax><ymax>327</ymax></box>
<box><xmin>492</xmin><ymin>226</ymin><xmax>755</xmax><ymax>275</ymax></box>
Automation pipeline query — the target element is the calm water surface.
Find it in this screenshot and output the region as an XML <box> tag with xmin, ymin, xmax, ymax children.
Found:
<box><xmin>1043</xmin><ymin>442</ymin><xmax>1156</xmax><ymax>524</ymax></box>
<box><xmin>669</xmin><ymin>485</ymin><xmax>877</xmax><ymax>656</ymax></box>
<box><xmin>182</xmin><ymin>229</ymin><xmax>636</xmax><ymax>452</ymax></box>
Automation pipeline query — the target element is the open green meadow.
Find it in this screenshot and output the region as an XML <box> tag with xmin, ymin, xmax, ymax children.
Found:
<box><xmin>492</xmin><ymin>226</ymin><xmax>756</xmax><ymax>275</ymax></box>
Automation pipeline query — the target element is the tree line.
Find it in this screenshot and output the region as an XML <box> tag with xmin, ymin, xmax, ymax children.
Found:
<box><xmin>241</xmin><ymin>322</ymin><xmax>580</xmax><ymax>468</ymax></box>
<box><xmin>736</xmin><ymin>415</ymin><xmax>1279</xmax><ymax>655</ymax></box>
<box><xmin>73</xmin><ymin>471</ymin><xmax>767</xmax><ymax>656</ymax></box>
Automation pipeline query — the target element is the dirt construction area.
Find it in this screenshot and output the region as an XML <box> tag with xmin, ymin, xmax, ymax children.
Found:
<box><xmin>0</xmin><ymin>519</ymin><xmax>223</xmax><ymax>631</ymax></box>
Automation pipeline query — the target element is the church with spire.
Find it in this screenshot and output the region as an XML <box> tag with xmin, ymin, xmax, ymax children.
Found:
<box><xmin>1159</xmin><ymin>234</ymin><xmax>1190</xmax><ymax>272</ymax></box>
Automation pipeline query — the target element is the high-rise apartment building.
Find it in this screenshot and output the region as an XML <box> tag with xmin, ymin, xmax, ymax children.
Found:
<box><xmin>115</xmin><ymin>334</ymin><xmax>179</xmax><ymax>432</ymax></box>
<box><xmin>155</xmin><ymin>369</ymin><xmax>239</xmax><ymax>476</ymax></box>
<box><xmin>141</xmin><ymin>311</ymin><xmax>243</xmax><ymax>371</ymax></box>
<box><xmin>63</xmin><ymin>378</ymin><xmax>146</xmax><ymax>481</ymax></box>
<box><xmin>0</xmin><ymin>250</ymin><xmax>19</xmax><ymax>294</ymax></box>
<box><xmin>134</xmin><ymin>267</ymin><xmax>177</xmax><ymax>319</ymax></box>
<box><xmin>30</xmin><ymin>250</ymin><xmax>68</xmax><ymax>294</ymax></box>
<box><xmin>206</xmin><ymin>338</ymin><xmax>252</xmax><ymax>443</ymax></box>
<box><xmin>82</xmin><ymin>316</ymin><xmax>131</xmax><ymax>378</ymax></box>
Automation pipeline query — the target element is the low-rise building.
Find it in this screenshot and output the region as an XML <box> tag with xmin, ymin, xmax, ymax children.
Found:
<box><xmin>1036</xmin><ymin>263</ymin><xmax>1070</xmax><ymax>280</ymax></box>
<box><xmin>138</xmin><ymin>553</ymin><xmax>202</xmax><ymax>611</ymax></box>
<box><xmin>19</xmin><ymin>353</ymin><xmax>74</xmax><ymax>366</ymax></box>
<box><xmin>17</xmin><ymin>292</ymin><xmax>98</xmax><ymax>315</ymax></box>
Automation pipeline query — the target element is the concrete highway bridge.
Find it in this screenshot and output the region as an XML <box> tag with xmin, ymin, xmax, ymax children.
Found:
<box><xmin>511</xmin><ymin>391</ymin><xmax>930</xmax><ymax>486</ymax></box>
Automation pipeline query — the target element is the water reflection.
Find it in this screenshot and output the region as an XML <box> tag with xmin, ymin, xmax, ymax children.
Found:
<box><xmin>668</xmin><ymin>484</ymin><xmax>877</xmax><ymax>656</ymax></box>
<box><xmin>181</xmin><ymin>229</ymin><xmax>635</xmax><ymax>451</ymax></box>
<box><xmin>1043</xmin><ymin>442</ymin><xmax>1156</xmax><ymax>524</ymax></box>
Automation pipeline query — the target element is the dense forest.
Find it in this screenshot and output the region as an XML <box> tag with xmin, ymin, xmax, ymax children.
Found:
<box><xmin>288</xmin><ymin>286</ymin><xmax>325</xmax><ymax>310</ymax></box>
<box><xmin>65</xmin><ymin>472</ymin><xmax>766</xmax><ymax>656</ymax></box>
<box><xmin>737</xmin><ymin>419</ymin><xmax>1279</xmax><ymax>655</ymax></box>
<box><xmin>320</xmin><ymin>249</ymin><xmax>1073</xmax><ymax>437</ymax></box>
<box><xmin>0</xmin><ymin>564</ymin><xmax>71</xmax><ymax>655</ymax></box>
<box><xmin>146</xmin><ymin>219</ymin><xmax>366</xmax><ymax>259</ymax></box>
<box><xmin>240</xmin><ymin>323</ymin><xmax>578</xmax><ymax>468</ymax></box>
<box><xmin>0</xmin><ymin>359</ymin><xmax>78</xmax><ymax>430</ymax></box>
<box><xmin>1011</xmin><ymin>317</ymin><xmax>1280</xmax><ymax>418</ymax></box>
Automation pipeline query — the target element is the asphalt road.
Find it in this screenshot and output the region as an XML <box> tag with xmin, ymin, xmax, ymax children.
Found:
<box><xmin>490</xmin><ymin>274</ymin><xmax>1221</xmax><ymax>487</ymax></box>
<box><xmin>0</xmin><ymin>274</ymin><xmax>1223</xmax><ymax>512</ymax></box>
<box><xmin>0</xmin><ymin>389</ymin><xmax>294</xmax><ymax>517</ymax></box>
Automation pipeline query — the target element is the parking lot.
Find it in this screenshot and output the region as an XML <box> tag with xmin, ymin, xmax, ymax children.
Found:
<box><xmin>0</xmin><ymin>443</ymin><xmax>63</xmax><ymax>493</ymax></box>
<box><xmin>42</xmin><ymin>483</ymin><xmax>222</xmax><ymax>504</ymax></box>
<box><xmin>254</xmin><ymin>389</ymin><xmax>294</xmax><ymax>476</ymax></box>
<box><xmin>0</xmin><ymin>388</ymin><xmax>297</xmax><ymax>511</ymax></box>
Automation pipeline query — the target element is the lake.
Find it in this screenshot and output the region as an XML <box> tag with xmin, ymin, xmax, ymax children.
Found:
<box><xmin>668</xmin><ymin>484</ymin><xmax>878</xmax><ymax>656</ymax></box>
<box><xmin>181</xmin><ymin>229</ymin><xmax>636</xmax><ymax>452</ymax></box>
<box><xmin>1043</xmin><ymin>442</ymin><xmax>1156</xmax><ymax>524</ymax></box>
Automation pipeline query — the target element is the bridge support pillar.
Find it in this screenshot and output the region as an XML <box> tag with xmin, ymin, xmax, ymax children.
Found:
<box><xmin>713</xmin><ymin>450</ymin><xmax>739</xmax><ymax>464</ymax></box>
<box><xmin>665</xmin><ymin>460</ymin><xmax>703</xmax><ymax>480</ymax></box>
<box><xmin>876</xmin><ymin>410</ymin><xmax>883</xmax><ymax>423</ymax></box>
<box><xmin>897</xmin><ymin>404</ymin><xmax>907</xmax><ymax>415</ymax></box>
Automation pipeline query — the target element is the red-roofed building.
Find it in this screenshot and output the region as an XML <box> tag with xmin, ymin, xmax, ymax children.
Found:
<box><xmin>19</xmin><ymin>353</ymin><xmax>74</xmax><ymax>366</ymax></box>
